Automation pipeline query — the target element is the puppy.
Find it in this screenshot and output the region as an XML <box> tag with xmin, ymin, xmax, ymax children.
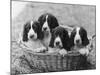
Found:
<box><xmin>49</xmin><ymin>26</ymin><xmax>70</xmax><ymax>56</ymax></box>
<box><xmin>70</xmin><ymin>27</ymin><xmax>90</xmax><ymax>55</ymax></box>
<box><xmin>38</xmin><ymin>13</ymin><xmax>59</xmax><ymax>48</ymax></box>
<box><xmin>18</xmin><ymin>20</ymin><xmax>46</xmax><ymax>53</ymax></box>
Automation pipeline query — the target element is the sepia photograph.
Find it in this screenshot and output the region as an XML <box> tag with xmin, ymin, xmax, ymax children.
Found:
<box><xmin>11</xmin><ymin>0</ymin><xmax>96</xmax><ymax>75</ymax></box>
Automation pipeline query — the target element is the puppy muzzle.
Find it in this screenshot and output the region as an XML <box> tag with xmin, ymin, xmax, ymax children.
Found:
<box><xmin>75</xmin><ymin>39</ymin><xmax>82</xmax><ymax>46</ymax></box>
<box><xmin>54</xmin><ymin>41</ymin><xmax>63</xmax><ymax>49</ymax></box>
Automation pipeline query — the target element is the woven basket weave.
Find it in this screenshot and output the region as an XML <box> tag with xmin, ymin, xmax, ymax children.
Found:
<box><xmin>21</xmin><ymin>50</ymin><xmax>90</xmax><ymax>73</ymax></box>
<box><xmin>11</xmin><ymin>42</ymin><xmax>92</xmax><ymax>74</ymax></box>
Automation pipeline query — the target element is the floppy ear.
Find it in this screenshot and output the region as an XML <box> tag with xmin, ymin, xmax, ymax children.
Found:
<box><xmin>49</xmin><ymin>30</ymin><xmax>55</xmax><ymax>48</ymax></box>
<box><xmin>81</xmin><ymin>29</ymin><xmax>89</xmax><ymax>46</ymax></box>
<box><xmin>38</xmin><ymin>14</ymin><xmax>45</xmax><ymax>26</ymax></box>
<box><xmin>48</xmin><ymin>15</ymin><xmax>59</xmax><ymax>32</ymax></box>
<box><xmin>22</xmin><ymin>22</ymin><xmax>30</xmax><ymax>42</ymax></box>
<box><xmin>36</xmin><ymin>21</ymin><xmax>44</xmax><ymax>40</ymax></box>
<box><xmin>51</xmin><ymin>16</ymin><xmax>59</xmax><ymax>28</ymax></box>
<box><xmin>63</xmin><ymin>29</ymin><xmax>70</xmax><ymax>50</ymax></box>
<box><xmin>69</xmin><ymin>29</ymin><xmax>76</xmax><ymax>47</ymax></box>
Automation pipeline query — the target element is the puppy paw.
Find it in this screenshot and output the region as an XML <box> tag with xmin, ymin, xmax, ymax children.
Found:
<box><xmin>41</xmin><ymin>47</ymin><xmax>47</xmax><ymax>52</ymax></box>
<box><xmin>34</xmin><ymin>47</ymin><xmax>47</xmax><ymax>53</ymax></box>
<box><xmin>79</xmin><ymin>48</ymin><xmax>89</xmax><ymax>56</ymax></box>
<box><xmin>59</xmin><ymin>49</ymin><xmax>67</xmax><ymax>57</ymax></box>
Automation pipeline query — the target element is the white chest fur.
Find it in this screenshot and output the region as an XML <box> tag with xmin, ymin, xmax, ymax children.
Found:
<box><xmin>42</xmin><ymin>32</ymin><xmax>51</xmax><ymax>47</ymax></box>
<box><xmin>22</xmin><ymin>40</ymin><xmax>43</xmax><ymax>50</ymax></box>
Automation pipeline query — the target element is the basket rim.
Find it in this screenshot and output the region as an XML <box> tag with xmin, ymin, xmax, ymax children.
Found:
<box><xmin>24</xmin><ymin>50</ymin><xmax>81</xmax><ymax>56</ymax></box>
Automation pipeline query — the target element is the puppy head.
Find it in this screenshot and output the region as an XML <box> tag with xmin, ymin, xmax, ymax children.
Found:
<box><xmin>54</xmin><ymin>36</ymin><xmax>63</xmax><ymax>49</ymax></box>
<box><xmin>22</xmin><ymin>21</ymin><xmax>43</xmax><ymax>42</ymax></box>
<box><xmin>70</xmin><ymin>27</ymin><xmax>89</xmax><ymax>47</ymax></box>
<box><xmin>38</xmin><ymin>13</ymin><xmax>59</xmax><ymax>33</ymax></box>
<box><xmin>49</xmin><ymin>26</ymin><xmax>70</xmax><ymax>50</ymax></box>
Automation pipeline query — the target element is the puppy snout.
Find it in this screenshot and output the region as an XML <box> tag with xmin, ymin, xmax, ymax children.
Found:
<box><xmin>76</xmin><ymin>39</ymin><xmax>80</xmax><ymax>43</ymax></box>
<box><xmin>30</xmin><ymin>35</ymin><xmax>34</xmax><ymax>38</ymax></box>
<box><xmin>43</xmin><ymin>27</ymin><xmax>47</xmax><ymax>31</ymax></box>
<box><xmin>56</xmin><ymin>41</ymin><xmax>60</xmax><ymax>46</ymax></box>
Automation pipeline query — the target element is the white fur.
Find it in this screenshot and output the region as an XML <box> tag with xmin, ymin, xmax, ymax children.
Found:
<box><xmin>28</xmin><ymin>21</ymin><xmax>37</xmax><ymax>40</ymax></box>
<box><xmin>54</xmin><ymin>36</ymin><xmax>63</xmax><ymax>48</ymax></box>
<box><xmin>42</xmin><ymin>15</ymin><xmax>50</xmax><ymax>32</ymax></box>
<box><xmin>41</xmin><ymin>15</ymin><xmax>52</xmax><ymax>48</ymax></box>
<box><xmin>59</xmin><ymin>49</ymin><xmax>67</xmax><ymax>56</ymax></box>
<box><xmin>18</xmin><ymin>37</ymin><xmax>47</xmax><ymax>53</ymax></box>
<box><xmin>74</xmin><ymin>27</ymin><xmax>82</xmax><ymax>45</ymax></box>
<box><xmin>42</xmin><ymin>31</ymin><xmax>51</xmax><ymax>48</ymax></box>
<box><xmin>71</xmin><ymin>45</ymin><xmax>89</xmax><ymax>56</ymax></box>
<box><xmin>78</xmin><ymin>47</ymin><xmax>89</xmax><ymax>56</ymax></box>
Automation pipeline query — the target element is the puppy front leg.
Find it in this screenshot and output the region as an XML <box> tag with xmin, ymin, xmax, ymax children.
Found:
<box><xmin>47</xmin><ymin>47</ymin><xmax>59</xmax><ymax>54</ymax></box>
<box><xmin>78</xmin><ymin>48</ymin><xmax>89</xmax><ymax>56</ymax></box>
<box><xmin>34</xmin><ymin>46</ymin><xmax>48</xmax><ymax>53</ymax></box>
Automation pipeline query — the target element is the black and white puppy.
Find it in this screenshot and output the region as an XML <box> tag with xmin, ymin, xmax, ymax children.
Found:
<box><xmin>18</xmin><ymin>20</ymin><xmax>46</xmax><ymax>53</ymax></box>
<box><xmin>49</xmin><ymin>26</ymin><xmax>70</xmax><ymax>55</ymax></box>
<box><xmin>38</xmin><ymin>13</ymin><xmax>59</xmax><ymax>48</ymax></box>
<box><xmin>70</xmin><ymin>27</ymin><xmax>89</xmax><ymax>55</ymax></box>
<box><xmin>22</xmin><ymin>21</ymin><xmax>43</xmax><ymax>41</ymax></box>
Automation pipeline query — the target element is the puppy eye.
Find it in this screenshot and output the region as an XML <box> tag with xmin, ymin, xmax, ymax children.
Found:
<box><xmin>26</xmin><ymin>26</ymin><xmax>30</xmax><ymax>31</ymax></box>
<box><xmin>81</xmin><ymin>34</ymin><xmax>84</xmax><ymax>37</ymax></box>
<box><xmin>53</xmin><ymin>34</ymin><xmax>57</xmax><ymax>38</ymax></box>
<box><xmin>80</xmin><ymin>32</ymin><xmax>84</xmax><ymax>37</ymax></box>
<box><xmin>33</xmin><ymin>27</ymin><xmax>36</xmax><ymax>31</ymax></box>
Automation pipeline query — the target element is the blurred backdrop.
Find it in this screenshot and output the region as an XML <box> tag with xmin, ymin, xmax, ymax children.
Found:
<box><xmin>11</xmin><ymin>1</ymin><xmax>96</xmax><ymax>42</ymax></box>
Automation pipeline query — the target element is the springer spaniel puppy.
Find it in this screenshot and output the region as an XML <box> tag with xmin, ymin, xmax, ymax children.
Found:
<box><xmin>18</xmin><ymin>20</ymin><xmax>47</xmax><ymax>53</ymax></box>
<box><xmin>49</xmin><ymin>26</ymin><xmax>70</xmax><ymax>56</ymax></box>
<box><xmin>38</xmin><ymin>13</ymin><xmax>59</xmax><ymax>48</ymax></box>
<box><xmin>70</xmin><ymin>27</ymin><xmax>90</xmax><ymax>55</ymax></box>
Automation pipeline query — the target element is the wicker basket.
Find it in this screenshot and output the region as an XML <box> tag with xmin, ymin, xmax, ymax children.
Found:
<box><xmin>11</xmin><ymin>41</ymin><xmax>92</xmax><ymax>74</ymax></box>
<box><xmin>19</xmin><ymin>50</ymin><xmax>91</xmax><ymax>73</ymax></box>
<box><xmin>11</xmin><ymin>34</ymin><xmax>95</xmax><ymax>74</ymax></box>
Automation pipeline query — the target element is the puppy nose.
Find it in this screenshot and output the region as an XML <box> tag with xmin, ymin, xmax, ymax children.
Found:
<box><xmin>43</xmin><ymin>27</ymin><xmax>47</xmax><ymax>31</ymax></box>
<box><xmin>76</xmin><ymin>39</ymin><xmax>80</xmax><ymax>43</ymax></box>
<box><xmin>30</xmin><ymin>35</ymin><xmax>34</xmax><ymax>38</ymax></box>
<box><xmin>56</xmin><ymin>41</ymin><xmax>60</xmax><ymax>45</ymax></box>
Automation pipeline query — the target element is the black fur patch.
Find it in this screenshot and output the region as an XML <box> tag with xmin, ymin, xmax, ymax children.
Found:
<box><xmin>32</xmin><ymin>21</ymin><xmax>44</xmax><ymax>40</ymax></box>
<box><xmin>79</xmin><ymin>27</ymin><xmax>89</xmax><ymax>46</ymax></box>
<box><xmin>22</xmin><ymin>22</ymin><xmax>31</xmax><ymax>42</ymax></box>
